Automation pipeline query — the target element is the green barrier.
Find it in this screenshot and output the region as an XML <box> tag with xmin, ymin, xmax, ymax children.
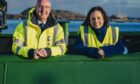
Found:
<box><xmin>0</xmin><ymin>63</ymin><xmax>4</xmax><ymax>84</ymax></box>
<box><xmin>0</xmin><ymin>54</ymin><xmax>140</xmax><ymax>84</ymax></box>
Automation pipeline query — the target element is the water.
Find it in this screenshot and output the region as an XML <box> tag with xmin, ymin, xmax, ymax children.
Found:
<box><xmin>1</xmin><ymin>20</ymin><xmax>140</xmax><ymax>34</ymax></box>
<box><xmin>69</xmin><ymin>20</ymin><xmax>140</xmax><ymax>32</ymax></box>
<box><xmin>2</xmin><ymin>19</ymin><xmax>23</xmax><ymax>34</ymax></box>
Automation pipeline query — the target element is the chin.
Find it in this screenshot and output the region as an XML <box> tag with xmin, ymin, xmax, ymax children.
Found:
<box><xmin>97</xmin><ymin>27</ymin><xmax>102</xmax><ymax>29</ymax></box>
<box><xmin>40</xmin><ymin>16</ymin><xmax>47</xmax><ymax>19</ymax></box>
<box><xmin>94</xmin><ymin>26</ymin><xmax>101</xmax><ymax>29</ymax></box>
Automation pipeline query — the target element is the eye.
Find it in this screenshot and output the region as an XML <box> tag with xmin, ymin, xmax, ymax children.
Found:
<box><xmin>97</xmin><ymin>17</ymin><xmax>101</xmax><ymax>20</ymax></box>
<box><xmin>37</xmin><ymin>5</ymin><xmax>42</xmax><ymax>8</ymax></box>
<box><xmin>45</xmin><ymin>6</ymin><xmax>51</xmax><ymax>9</ymax></box>
<box><xmin>92</xmin><ymin>18</ymin><xmax>96</xmax><ymax>21</ymax></box>
<box><xmin>37</xmin><ymin>5</ymin><xmax>42</xmax><ymax>10</ymax></box>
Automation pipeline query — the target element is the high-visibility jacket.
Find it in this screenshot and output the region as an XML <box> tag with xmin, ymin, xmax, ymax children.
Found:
<box><xmin>12</xmin><ymin>8</ymin><xmax>67</xmax><ymax>58</ymax></box>
<box><xmin>79</xmin><ymin>25</ymin><xmax>119</xmax><ymax>48</ymax></box>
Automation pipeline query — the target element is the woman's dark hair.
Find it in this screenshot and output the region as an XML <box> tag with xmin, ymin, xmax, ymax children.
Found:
<box><xmin>82</xmin><ymin>6</ymin><xmax>109</xmax><ymax>27</ymax></box>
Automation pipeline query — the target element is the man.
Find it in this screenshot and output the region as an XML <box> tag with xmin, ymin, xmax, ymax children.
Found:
<box><xmin>12</xmin><ymin>0</ymin><xmax>67</xmax><ymax>59</ymax></box>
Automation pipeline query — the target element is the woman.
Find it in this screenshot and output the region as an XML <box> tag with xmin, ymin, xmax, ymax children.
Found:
<box><xmin>68</xmin><ymin>6</ymin><xmax>127</xmax><ymax>59</ymax></box>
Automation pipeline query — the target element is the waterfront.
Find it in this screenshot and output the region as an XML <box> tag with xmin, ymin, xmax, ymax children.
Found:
<box><xmin>1</xmin><ymin>20</ymin><xmax>140</xmax><ymax>34</ymax></box>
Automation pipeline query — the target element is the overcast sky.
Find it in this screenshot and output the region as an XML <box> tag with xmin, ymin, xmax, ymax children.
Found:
<box><xmin>5</xmin><ymin>0</ymin><xmax>140</xmax><ymax>18</ymax></box>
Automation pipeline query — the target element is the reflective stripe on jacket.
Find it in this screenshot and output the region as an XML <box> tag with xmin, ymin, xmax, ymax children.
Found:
<box><xmin>12</xmin><ymin>8</ymin><xmax>67</xmax><ymax>58</ymax></box>
<box><xmin>79</xmin><ymin>25</ymin><xmax>119</xmax><ymax>48</ymax></box>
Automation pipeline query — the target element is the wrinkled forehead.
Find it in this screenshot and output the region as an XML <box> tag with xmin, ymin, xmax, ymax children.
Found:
<box><xmin>37</xmin><ymin>0</ymin><xmax>50</xmax><ymax>3</ymax></box>
<box><xmin>36</xmin><ymin>0</ymin><xmax>51</xmax><ymax>6</ymax></box>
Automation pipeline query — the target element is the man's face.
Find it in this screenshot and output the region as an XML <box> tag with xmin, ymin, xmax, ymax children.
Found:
<box><xmin>35</xmin><ymin>0</ymin><xmax>51</xmax><ymax>22</ymax></box>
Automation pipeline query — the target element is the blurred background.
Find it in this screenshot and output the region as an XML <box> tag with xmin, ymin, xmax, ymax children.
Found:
<box><xmin>1</xmin><ymin>0</ymin><xmax>140</xmax><ymax>34</ymax></box>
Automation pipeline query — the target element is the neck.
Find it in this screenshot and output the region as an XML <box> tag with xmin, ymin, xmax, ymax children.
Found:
<box><xmin>38</xmin><ymin>20</ymin><xmax>47</xmax><ymax>24</ymax></box>
<box><xmin>40</xmin><ymin>19</ymin><xmax>46</xmax><ymax>23</ymax></box>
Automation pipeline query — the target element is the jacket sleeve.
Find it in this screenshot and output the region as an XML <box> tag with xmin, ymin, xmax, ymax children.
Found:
<box><xmin>70</xmin><ymin>35</ymin><xmax>125</xmax><ymax>58</ymax></box>
<box><xmin>12</xmin><ymin>23</ymin><xmax>33</xmax><ymax>58</ymax></box>
<box><xmin>102</xmin><ymin>38</ymin><xmax>125</xmax><ymax>57</ymax></box>
<box><xmin>68</xmin><ymin>34</ymin><xmax>100</xmax><ymax>59</ymax></box>
<box><xmin>47</xmin><ymin>24</ymin><xmax>67</xmax><ymax>56</ymax></box>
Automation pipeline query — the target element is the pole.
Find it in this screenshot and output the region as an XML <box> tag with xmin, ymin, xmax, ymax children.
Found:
<box><xmin>59</xmin><ymin>21</ymin><xmax>69</xmax><ymax>45</ymax></box>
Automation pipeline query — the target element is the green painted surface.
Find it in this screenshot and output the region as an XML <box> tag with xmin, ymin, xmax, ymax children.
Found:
<box><xmin>0</xmin><ymin>63</ymin><xmax>4</xmax><ymax>84</ymax></box>
<box><xmin>0</xmin><ymin>54</ymin><xmax>140</xmax><ymax>84</ymax></box>
<box><xmin>1</xmin><ymin>54</ymin><xmax>140</xmax><ymax>62</ymax></box>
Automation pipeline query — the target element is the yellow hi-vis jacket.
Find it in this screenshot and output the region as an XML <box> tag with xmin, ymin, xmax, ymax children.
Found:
<box><xmin>12</xmin><ymin>8</ymin><xmax>67</xmax><ymax>58</ymax></box>
<box><xmin>79</xmin><ymin>25</ymin><xmax>119</xmax><ymax>48</ymax></box>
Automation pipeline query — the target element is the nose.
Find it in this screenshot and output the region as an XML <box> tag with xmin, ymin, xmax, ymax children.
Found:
<box><xmin>42</xmin><ymin>7</ymin><xmax>46</xmax><ymax>12</ymax></box>
<box><xmin>92</xmin><ymin>18</ymin><xmax>98</xmax><ymax>24</ymax></box>
<box><xmin>95</xmin><ymin>18</ymin><xmax>98</xmax><ymax>23</ymax></box>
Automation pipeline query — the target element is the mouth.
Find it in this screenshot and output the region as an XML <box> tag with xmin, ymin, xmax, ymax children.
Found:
<box><xmin>40</xmin><ymin>12</ymin><xmax>47</xmax><ymax>16</ymax></box>
<box><xmin>93</xmin><ymin>23</ymin><xmax>99</xmax><ymax>26</ymax></box>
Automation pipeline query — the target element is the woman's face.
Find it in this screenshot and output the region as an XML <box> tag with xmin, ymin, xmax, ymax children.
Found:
<box><xmin>90</xmin><ymin>10</ymin><xmax>104</xmax><ymax>29</ymax></box>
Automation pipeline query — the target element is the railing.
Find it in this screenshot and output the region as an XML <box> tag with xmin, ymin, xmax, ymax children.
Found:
<box><xmin>0</xmin><ymin>54</ymin><xmax>140</xmax><ymax>84</ymax></box>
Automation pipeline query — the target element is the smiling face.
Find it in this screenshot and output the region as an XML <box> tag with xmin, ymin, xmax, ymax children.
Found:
<box><xmin>90</xmin><ymin>10</ymin><xmax>104</xmax><ymax>29</ymax></box>
<box><xmin>35</xmin><ymin>0</ymin><xmax>51</xmax><ymax>23</ymax></box>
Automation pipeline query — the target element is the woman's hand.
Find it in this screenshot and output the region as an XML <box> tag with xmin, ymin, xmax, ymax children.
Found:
<box><xmin>98</xmin><ymin>48</ymin><xmax>105</xmax><ymax>58</ymax></box>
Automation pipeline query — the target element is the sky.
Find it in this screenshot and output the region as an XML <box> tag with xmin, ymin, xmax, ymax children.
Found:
<box><xmin>5</xmin><ymin>0</ymin><xmax>140</xmax><ymax>18</ymax></box>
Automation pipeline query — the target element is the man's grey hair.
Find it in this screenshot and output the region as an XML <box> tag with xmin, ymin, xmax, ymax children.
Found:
<box><xmin>36</xmin><ymin>0</ymin><xmax>51</xmax><ymax>4</ymax></box>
